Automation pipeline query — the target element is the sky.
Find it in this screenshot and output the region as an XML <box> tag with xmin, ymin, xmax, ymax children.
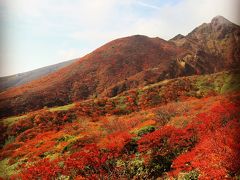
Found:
<box><xmin>0</xmin><ymin>0</ymin><xmax>239</xmax><ymax>76</ymax></box>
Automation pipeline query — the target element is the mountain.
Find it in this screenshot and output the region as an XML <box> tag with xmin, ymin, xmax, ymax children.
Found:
<box><xmin>170</xmin><ymin>15</ymin><xmax>240</xmax><ymax>72</ymax></box>
<box><xmin>0</xmin><ymin>59</ymin><xmax>77</xmax><ymax>92</ymax></box>
<box><xmin>0</xmin><ymin>15</ymin><xmax>240</xmax><ymax>179</ymax></box>
<box><xmin>0</xmin><ymin>36</ymin><xmax>185</xmax><ymax>117</ymax></box>
<box><xmin>0</xmin><ymin>16</ymin><xmax>239</xmax><ymax>118</ymax></box>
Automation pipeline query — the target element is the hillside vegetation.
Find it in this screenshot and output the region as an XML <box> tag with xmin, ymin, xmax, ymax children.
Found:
<box><xmin>0</xmin><ymin>71</ymin><xmax>240</xmax><ymax>179</ymax></box>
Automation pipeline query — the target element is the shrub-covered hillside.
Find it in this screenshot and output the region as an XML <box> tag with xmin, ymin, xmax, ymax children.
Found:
<box><xmin>0</xmin><ymin>71</ymin><xmax>240</xmax><ymax>179</ymax></box>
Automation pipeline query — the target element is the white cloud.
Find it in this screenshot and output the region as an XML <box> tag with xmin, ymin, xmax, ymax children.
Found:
<box><xmin>66</xmin><ymin>0</ymin><xmax>240</xmax><ymax>41</ymax></box>
<box><xmin>3</xmin><ymin>0</ymin><xmax>239</xmax><ymax>39</ymax></box>
<box><xmin>130</xmin><ymin>0</ymin><xmax>240</xmax><ymax>39</ymax></box>
<box><xmin>136</xmin><ymin>1</ymin><xmax>161</xmax><ymax>10</ymax></box>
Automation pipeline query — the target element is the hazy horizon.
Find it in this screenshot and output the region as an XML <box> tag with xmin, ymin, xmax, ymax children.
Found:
<box><xmin>1</xmin><ymin>0</ymin><xmax>240</xmax><ymax>76</ymax></box>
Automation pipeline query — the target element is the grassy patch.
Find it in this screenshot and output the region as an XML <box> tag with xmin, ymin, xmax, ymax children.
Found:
<box><xmin>61</xmin><ymin>136</ymin><xmax>83</xmax><ymax>153</ymax></box>
<box><xmin>0</xmin><ymin>158</ymin><xmax>20</xmax><ymax>178</ymax></box>
<box><xmin>194</xmin><ymin>75</ymin><xmax>215</xmax><ymax>95</ymax></box>
<box><xmin>49</xmin><ymin>103</ymin><xmax>75</xmax><ymax>112</ymax></box>
<box><xmin>219</xmin><ymin>74</ymin><xmax>240</xmax><ymax>93</ymax></box>
<box><xmin>193</xmin><ymin>71</ymin><xmax>240</xmax><ymax>96</ymax></box>
<box><xmin>177</xmin><ymin>170</ymin><xmax>199</xmax><ymax>180</ymax></box>
<box><xmin>56</xmin><ymin>135</ymin><xmax>75</xmax><ymax>143</ymax></box>
<box><xmin>2</xmin><ymin>115</ymin><xmax>26</xmax><ymax>126</ymax></box>
<box><xmin>1</xmin><ymin>102</ymin><xmax>75</xmax><ymax>126</ymax></box>
<box><xmin>4</xmin><ymin>136</ymin><xmax>16</xmax><ymax>147</ymax></box>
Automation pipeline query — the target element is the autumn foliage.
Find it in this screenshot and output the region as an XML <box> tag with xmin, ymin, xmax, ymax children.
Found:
<box><xmin>0</xmin><ymin>72</ymin><xmax>240</xmax><ymax>179</ymax></box>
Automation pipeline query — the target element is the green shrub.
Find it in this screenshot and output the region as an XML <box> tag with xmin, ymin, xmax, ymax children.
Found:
<box><xmin>123</xmin><ymin>138</ymin><xmax>138</xmax><ymax>154</ymax></box>
<box><xmin>56</xmin><ymin>135</ymin><xmax>74</xmax><ymax>143</ymax></box>
<box><xmin>180</xmin><ymin>170</ymin><xmax>199</xmax><ymax>180</ymax></box>
<box><xmin>116</xmin><ymin>155</ymin><xmax>147</xmax><ymax>179</ymax></box>
<box><xmin>137</xmin><ymin>126</ymin><xmax>155</xmax><ymax>137</ymax></box>
<box><xmin>146</xmin><ymin>155</ymin><xmax>172</xmax><ymax>179</ymax></box>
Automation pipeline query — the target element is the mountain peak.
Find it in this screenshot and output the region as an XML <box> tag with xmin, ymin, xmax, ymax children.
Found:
<box><xmin>170</xmin><ymin>34</ymin><xmax>185</xmax><ymax>41</ymax></box>
<box><xmin>211</xmin><ymin>15</ymin><xmax>231</xmax><ymax>26</ymax></box>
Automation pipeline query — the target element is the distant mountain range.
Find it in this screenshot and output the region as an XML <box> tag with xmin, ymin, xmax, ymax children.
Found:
<box><xmin>0</xmin><ymin>59</ymin><xmax>77</xmax><ymax>92</ymax></box>
<box><xmin>0</xmin><ymin>15</ymin><xmax>239</xmax><ymax>118</ymax></box>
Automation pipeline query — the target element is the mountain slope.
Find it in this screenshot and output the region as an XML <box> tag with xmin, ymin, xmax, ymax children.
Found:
<box><xmin>0</xmin><ymin>16</ymin><xmax>239</xmax><ymax>118</ymax></box>
<box><xmin>0</xmin><ymin>35</ymin><xmax>185</xmax><ymax>117</ymax></box>
<box><xmin>0</xmin><ymin>59</ymin><xmax>77</xmax><ymax>92</ymax></box>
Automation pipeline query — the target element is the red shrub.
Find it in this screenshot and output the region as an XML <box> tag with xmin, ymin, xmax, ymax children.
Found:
<box><xmin>64</xmin><ymin>144</ymin><xmax>115</xmax><ymax>178</ymax></box>
<box><xmin>19</xmin><ymin>158</ymin><xmax>62</xmax><ymax>180</ymax></box>
<box><xmin>100</xmin><ymin>131</ymin><xmax>133</xmax><ymax>153</ymax></box>
<box><xmin>170</xmin><ymin>101</ymin><xmax>240</xmax><ymax>179</ymax></box>
<box><xmin>138</xmin><ymin>126</ymin><xmax>195</xmax><ymax>155</ymax></box>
